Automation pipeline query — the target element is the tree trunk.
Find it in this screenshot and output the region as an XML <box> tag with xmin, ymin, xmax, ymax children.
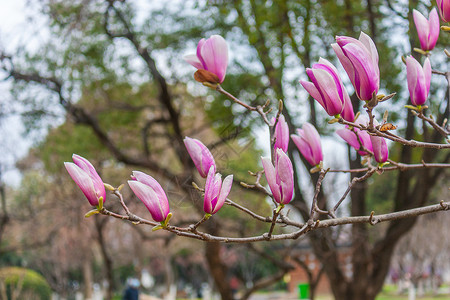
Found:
<box><xmin>95</xmin><ymin>218</ymin><xmax>114</xmax><ymax>300</ymax></box>
<box><xmin>205</xmin><ymin>240</ymin><xmax>233</xmax><ymax>300</ymax></box>
<box><xmin>82</xmin><ymin>259</ymin><xmax>93</xmax><ymax>300</ymax></box>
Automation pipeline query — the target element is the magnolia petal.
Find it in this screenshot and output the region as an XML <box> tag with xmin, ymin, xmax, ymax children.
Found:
<box><xmin>131</xmin><ymin>171</ymin><xmax>169</xmax><ymax>214</ymax></box>
<box><xmin>413</xmin><ymin>10</ymin><xmax>431</xmax><ymax>51</ymax></box>
<box><xmin>341</xmin><ymin>92</ymin><xmax>355</xmax><ymax>122</ymax></box>
<box><xmin>292</xmin><ymin>134</ymin><xmax>315</xmax><ymax>166</ymax></box>
<box><xmin>184</xmin><ymin>137</ymin><xmax>215</xmax><ymax>178</ymax></box>
<box><xmin>128</xmin><ymin>180</ymin><xmax>168</xmax><ymax>222</ymax></box>
<box><xmin>213</xmin><ymin>175</ymin><xmax>233</xmax><ymax>214</ymax></box>
<box><xmin>261</xmin><ymin>156</ymin><xmax>281</xmax><ymax>203</ymax></box>
<box><xmin>428</xmin><ymin>8</ymin><xmax>440</xmax><ymax>51</ymax></box>
<box><xmin>300</xmin><ymin>80</ymin><xmax>326</xmax><ymax>109</ymax></box>
<box><xmin>423</xmin><ymin>58</ymin><xmax>432</xmax><ymax>95</ymax></box>
<box><xmin>309</xmin><ymin>68</ymin><xmax>344</xmax><ymax>116</ymax></box>
<box><xmin>275</xmin><ymin>151</ymin><xmax>294</xmax><ymax>204</ymax></box>
<box><xmin>196</xmin><ymin>38</ymin><xmax>207</xmax><ymax>68</ymax></box>
<box><xmin>358</xmin><ymin>32</ymin><xmax>379</xmax><ymax>70</ymax></box>
<box><xmin>183</xmin><ymin>54</ymin><xmax>204</xmax><ymax>70</ymax></box>
<box><xmin>370</xmin><ymin>135</ymin><xmax>389</xmax><ymax>163</ymax></box>
<box><xmin>200</xmin><ymin>35</ymin><xmax>228</xmax><ymax>83</ymax></box>
<box><xmin>72</xmin><ymin>154</ymin><xmax>105</xmax><ymax>198</ymax></box>
<box><xmin>65</xmin><ymin>162</ymin><xmax>99</xmax><ymax>206</ymax></box>
<box><xmin>336</xmin><ymin>129</ymin><xmax>360</xmax><ymax>150</ymax></box>
<box><xmin>332</xmin><ymin>43</ymin><xmax>356</xmax><ymax>87</ymax></box>
<box><xmin>343</xmin><ymin>43</ymin><xmax>379</xmax><ymax>100</ymax></box>
<box><xmin>302</xmin><ymin>123</ymin><xmax>323</xmax><ymax>164</ymax></box>
<box><xmin>274</xmin><ymin>115</ymin><xmax>289</xmax><ymax>152</ymax></box>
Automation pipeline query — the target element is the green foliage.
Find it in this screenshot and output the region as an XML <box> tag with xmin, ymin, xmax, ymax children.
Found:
<box><xmin>0</xmin><ymin>267</ymin><xmax>52</xmax><ymax>300</ymax></box>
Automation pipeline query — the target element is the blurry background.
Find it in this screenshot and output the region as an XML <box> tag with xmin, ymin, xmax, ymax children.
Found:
<box><xmin>0</xmin><ymin>0</ymin><xmax>449</xmax><ymax>299</ymax></box>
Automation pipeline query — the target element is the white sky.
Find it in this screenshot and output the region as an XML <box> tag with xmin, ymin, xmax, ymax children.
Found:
<box><xmin>0</xmin><ymin>0</ymin><xmax>42</xmax><ymax>186</ymax></box>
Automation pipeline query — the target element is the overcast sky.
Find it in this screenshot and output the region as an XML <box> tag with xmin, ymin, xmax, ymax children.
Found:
<box><xmin>0</xmin><ymin>0</ymin><xmax>38</xmax><ymax>186</ymax></box>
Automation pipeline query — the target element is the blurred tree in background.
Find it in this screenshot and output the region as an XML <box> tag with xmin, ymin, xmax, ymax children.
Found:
<box><xmin>0</xmin><ymin>0</ymin><xmax>448</xmax><ymax>300</ymax></box>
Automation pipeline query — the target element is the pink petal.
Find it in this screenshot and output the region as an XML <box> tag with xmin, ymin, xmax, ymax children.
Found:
<box><xmin>65</xmin><ymin>162</ymin><xmax>99</xmax><ymax>206</ymax></box>
<box><xmin>358</xmin><ymin>32</ymin><xmax>379</xmax><ymax>73</ymax></box>
<box><xmin>413</xmin><ymin>9</ymin><xmax>430</xmax><ymax>50</ymax></box>
<box><xmin>274</xmin><ymin>115</ymin><xmax>289</xmax><ymax>152</ymax></box>
<box><xmin>423</xmin><ymin>58</ymin><xmax>432</xmax><ymax>95</ymax></box>
<box><xmin>261</xmin><ymin>156</ymin><xmax>281</xmax><ymax>203</ymax></box>
<box><xmin>428</xmin><ymin>8</ymin><xmax>440</xmax><ymax>50</ymax></box>
<box><xmin>332</xmin><ymin>43</ymin><xmax>356</xmax><ymax>87</ymax></box>
<box><xmin>336</xmin><ymin>129</ymin><xmax>359</xmax><ymax>149</ymax></box>
<box><xmin>184</xmin><ymin>54</ymin><xmax>204</xmax><ymax>70</ymax></box>
<box><xmin>196</xmin><ymin>38</ymin><xmax>207</xmax><ymax>68</ymax></box>
<box><xmin>72</xmin><ymin>155</ymin><xmax>104</xmax><ymax>196</ymax></box>
<box><xmin>213</xmin><ymin>174</ymin><xmax>233</xmax><ymax>214</ymax></box>
<box><xmin>369</xmin><ymin>135</ymin><xmax>388</xmax><ymax>163</ymax></box>
<box><xmin>128</xmin><ymin>180</ymin><xmax>168</xmax><ymax>222</ymax></box>
<box><xmin>302</xmin><ymin>123</ymin><xmax>323</xmax><ymax>164</ymax></box>
<box><xmin>275</xmin><ymin>150</ymin><xmax>294</xmax><ymax>204</ymax></box>
<box><xmin>184</xmin><ymin>137</ymin><xmax>215</xmax><ymax>178</ymax></box>
<box><xmin>309</xmin><ymin>68</ymin><xmax>344</xmax><ymax>116</ymax></box>
<box><xmin>131</xmin><ymin>171</ymin><xmax>169</xmax><ymax>211</ymax></box>
<box><xmin>291</xmin><ymin>134</ymin><xmax>315</xmax><ymax>166</ymax></box>
<box><xmin>199</xmin><ymin>35</ymin><xmax>228</xmax><ymax>83</ymax></box>
<box><xmin>343</xmin><ymin>43</ymin><xmax>379</xmax><ymax>100</ymax></box>
<box><xmin>341</xmin><ymin>92</ymin><xmax>355</xmax><ymax>122</ymax></box>
<box><xmin>300</xmin><ymin>80</ymin><xmax>326</xmax><ymax>109</ymax></box>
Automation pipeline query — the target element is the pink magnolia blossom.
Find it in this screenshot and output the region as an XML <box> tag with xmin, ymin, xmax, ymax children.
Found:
<box><xmin>437</xmin><ymin>0</ymin><xmax>450</xmax><ymax>22</ymax></box>
<box><xmin>261</xmin><ymin>149</ymin><xmax>294</xmax><ymax>205</ymax></box>
<box><xmin>300</xmin><ymin>58</ymin><xmax>354</xmax><ymax>121</ymax></box>
<box><xmin>332</xmin><ymin>32</ymin><xmax>380</xmax><ymax>101</ymax></box>
<box><xmin>273</xmin><ymin>115</ymin><xmax>289</xmax><ymax>152</ymax></box>
<box><xmin>184</xmin><ymin>35</ymin><xmax>228</xmax><ymax>83</ymax></box>
<box><xmin>64</xmin><ymin>154</ymin><xmax>106</xmax><ymax>207</ymax></box>
<box><xmin>370</xmin><ymin>135</ymin><xmax>389</xmax><ymax>164</ymax></box>
<box><xmin>291</xmin><ymin>123</ymin><xmax>323</xmax><ymax>166</ymax></box>
<box><xmin>184</xmin><ymin>137</ymin><xmax>216</xmax><ymax>178</ymax></box>
<box><xmin>413</xmin><ymin>9</ymin><xmax>440</xmax><ymax>51</ymax></box>
<box><xmin>336</xmin><ymin>116</ymin><xmax>373</xmax><ymax>156</ymax></box>
<box><xmin>203</xmin><ymin>168</ymin><xmax>233</xmax><ymax>215</ymax></box>
<box><xmin>406</xmin><ymin>56</ymin><xmax>432</xmax><ymax>106</ymax></box>
<box><xmin>128</xmin><ymin>171</ymin><xmax>170</xmax><ymax>222</ymax></box>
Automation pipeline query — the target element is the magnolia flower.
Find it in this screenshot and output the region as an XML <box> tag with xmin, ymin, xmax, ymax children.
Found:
<box><xmin>261</xmin><ymin>149</ymin><xmax>294</xmax><ymax>205</ymax></box>
<box><xmin>332</xmin><ymin>32</ymin><xmax>380</xmax><ymax>101</ymax></box>
<box><xmin>291</xmin><ymin>123</ymin><xmax>323</xmax><ymax>166</ymax></box>
<box><xmin>336</xmin><ymin>116</ymin><xmax>373</xmax><ymax>156</ymax></box>
<box><xmin>300</xmin><ymin>58</ymin><xmax>354</xmax><ymax>121</ymax></box>
<box><xmin>64</xmin><ymin>154</ymin><xmax>106</xmax><ymax>207</ymax></box>
<box><xmin>341</xmin><ymin>94</ymin><xmax>356</xmax><ymax>122</ymax></box>
<box><xmin>128</xmin><ymin>171</ymin><xmax>170</xmax><ymax>223</ymax></box>
<box><xmin>437</xmin><ymin>0</ymin><xmax>450</xmax><ymax>22</ymax></box>
<box><xmin>413</xmin><ymin>9</ymin><xmax>440</xmax><ymax>51</ymax></box>
<box><xmin>184</xmin><ymin>137</ymin><xmax>216</xmax><ymax>178</ymax></box>
<box><xmin>370</xmin><ymin>135</ymin><xmax>389</xmax><ymax>164</ymax></box>
<box><xmin>184</xmin><ymin>35</ymin><xmax>228</xmax><ymax>84</ymax></box>
<box><xmin>203</xmin><ymin>168</ymin><xmax>233</xmax><ymax>215</ymax></box>
<box><xmin>406</xmin><ymin>56</ymin><xmax>432</xmax><ymax>107</ymax></box>
<box><xmin>273</xmin><ymin>115</ymin><xmax>289</xmax><ymax>152</ymax></box>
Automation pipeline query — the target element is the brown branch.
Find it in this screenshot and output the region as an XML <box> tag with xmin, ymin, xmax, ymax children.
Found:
<box><xmin>339</xmin><ymin>118</ymin><xmax>450</xmax><ymax>149</ymax></box>
<box><xmin>330</xmin><ymin>168</ymin><xmax>377</xmax><ymax>216</ymax></box>
<box><xmin>415</xmin><ymin>111</ymin><xmax>450</xmax><ymax>138</ymax></box>
<box><xmin>99</xmin><ymin>189</ymin><xmax>450</xmax><ymax>243</ymax></box>
<box><xmin>328</xmin><ymin>162</ymin><xmax>450</xmax><ymax>173</ymax></box>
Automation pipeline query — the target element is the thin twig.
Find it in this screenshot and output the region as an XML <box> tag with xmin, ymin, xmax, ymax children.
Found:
<box><xmin>331</xmin><ymin>168</ymin><xmax>377</xmax><ymax>215</ymax></box>
<box><xmin>339</xmin><ymin>118</ymin><xmax>450</xmax><ymax>149</ymax></box>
